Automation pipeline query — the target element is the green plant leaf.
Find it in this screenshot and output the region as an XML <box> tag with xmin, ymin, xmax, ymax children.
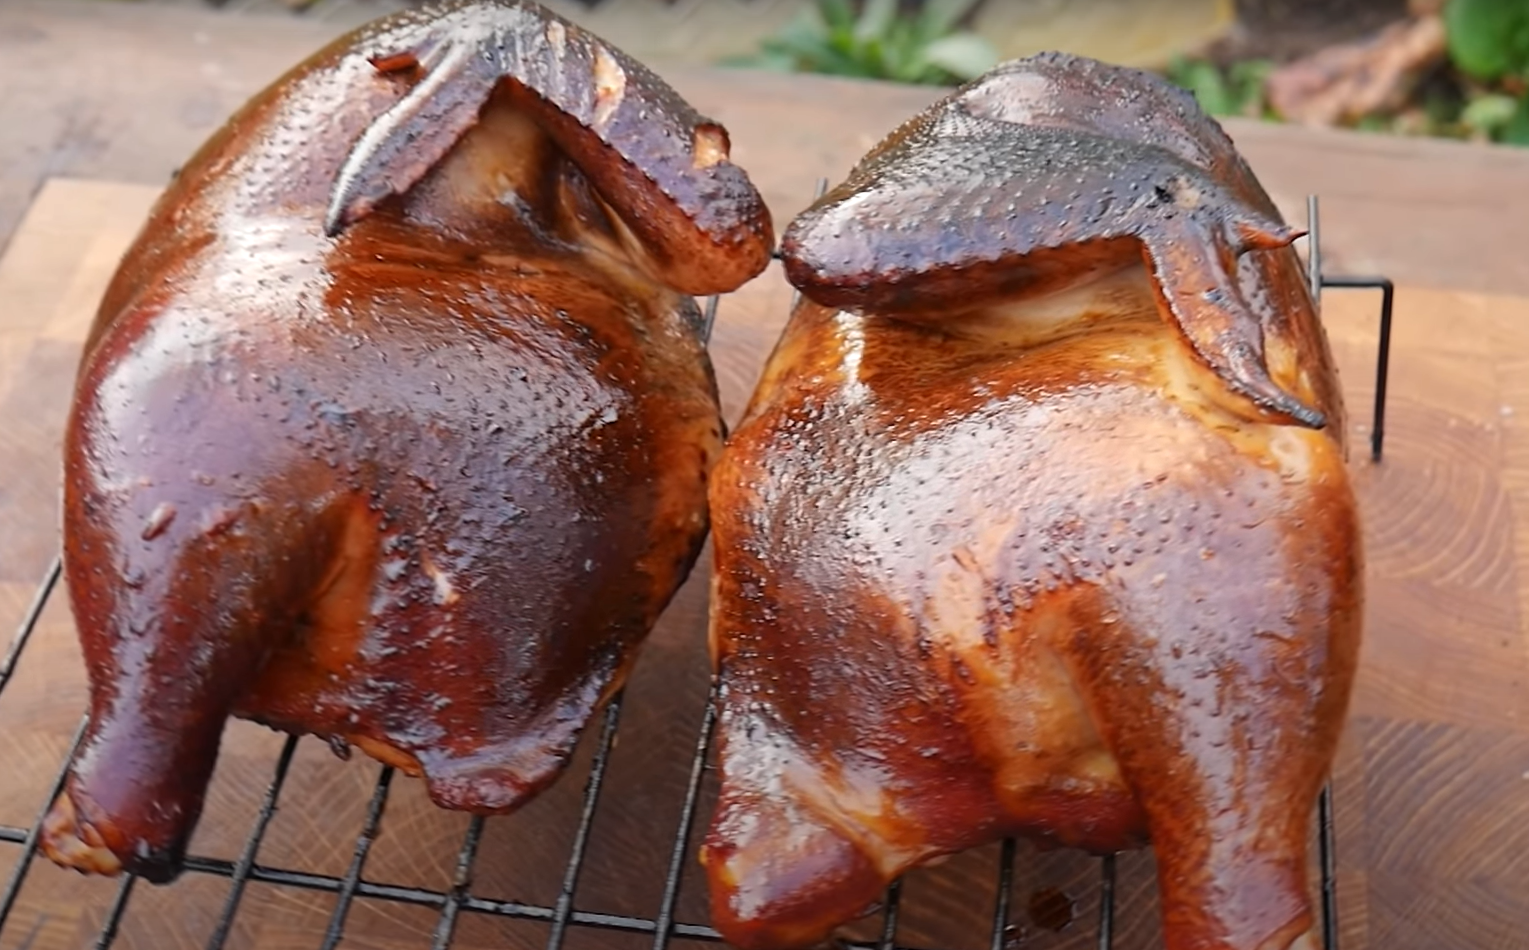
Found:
<box><xmin>1444</xmin><ymin>0</ymin><xmax>1529</xmax><ymax>81</ymax></box>
<box><xmin>921</xmin><ymin>32</ymin><xmax>1000</xmax><ymax>81</ymax></box>
<box><xmin>760</xmin><ymin>29</ymin><xmax>869</xmax><ymax>78</ymax></box>
<box><xmin>1502</xmin><ymin>94</ymin><xmax>1529</xmax><ymax>143</ymax></box>
<box><xmin>757</xmin><ymin>33</ymin><xmax>827</xmax><ymax>63</ymax></box>
<box><xmin>818</xmin><ymin>0</ymin><xmax>857</xmax><ymax>33</ymax></box>
<box><xmin>915</xmin><ymin>0</ymin><xmax>985</xmax><ymax>42</ymax></box>
<box><xmin>722</xmin><ymin>50</ymin><xmax>800</xmax><ymax>72</ymax></box>
<box><xmin>1228</xmin><ymin>58</ymin><xmax>1275</xmax><ymax>88</ymax></box>
<box><xmin>768</xmin><ymin>7</ymin><xmax>832</xmax><ymax>53</ymax></box>
<box><xmin>1461</xmin><ymin>91</ymin><xmax>1521</xmax><ymax>129</ymax></box>
<box><xmin>877</xmin><ymin>20</ymin><xmax>911</xmax><ymax>81</ymax></box>
<box><xmin>1226</xmin><ymin>59</ymin><xmax>1273</xmax><ymax>115</ymax></box>
<box><xmin>1167</xmin><ymin>56</ymin><xmax>1233</xmax><ymax>114</ymax></box>
<box><xmin>731</xmin><ymin>0</ymin><xmax>996</xmax><ymax>86</ymax></box>
<box><xmin>855</xmin><ymin>0</ymin><xmax>899</xmax><ymax>45</ymax></box>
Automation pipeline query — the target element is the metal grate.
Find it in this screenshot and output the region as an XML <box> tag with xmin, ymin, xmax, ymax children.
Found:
<box><xmin>0</xmin><ymin>193</ymin><xmax>1393</xmax><ymax>950</ymax></box>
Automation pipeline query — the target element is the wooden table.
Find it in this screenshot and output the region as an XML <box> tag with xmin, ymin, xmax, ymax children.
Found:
<box><xmin>3</xmin><ymin>3</ymin><xmax>1529</xmax><ymax>949</ymax></box>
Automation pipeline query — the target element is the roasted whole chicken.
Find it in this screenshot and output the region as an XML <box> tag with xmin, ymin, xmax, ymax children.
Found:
<box><xmin>44</xmin><ymin>0</ymin><xmax>771</xmax><ymax>882</ymax></box>
<box><xmin>702</xmin><ymin>53</ymin><xmax>1362</xmax><ymax>950</ymax></box>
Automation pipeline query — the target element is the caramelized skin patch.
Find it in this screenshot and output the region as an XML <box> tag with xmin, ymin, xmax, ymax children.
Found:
<box><xmin>46</xmin><ymin>0</ymin><xmax>771</xmax><ymax>883</ymax></box>
<box><xmin>704</xmin><ymin>53</ymin><xmax>1362</xmax><ymax>950</ymax></box>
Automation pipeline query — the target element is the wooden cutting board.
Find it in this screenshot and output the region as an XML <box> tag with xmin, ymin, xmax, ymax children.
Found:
<box><xmin>1</xmin><ymin>177</ymin><xmax>1527</xmax><ymax>950</ymax></box>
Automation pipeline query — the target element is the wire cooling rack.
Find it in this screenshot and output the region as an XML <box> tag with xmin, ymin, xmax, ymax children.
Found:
<box><xmin>0</xmin><ymin>193</ymin><xmax>1393</xmax><ymax>950</ymax></box>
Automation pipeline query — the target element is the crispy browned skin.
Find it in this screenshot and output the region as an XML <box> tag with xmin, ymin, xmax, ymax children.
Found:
<box><xmin>44</xmin><ymin>0</ymin><xmax>772</xmax><ymax>883</ymax></box>
<box><xmin>703</xmin><ymin>53</ymin><xmax>1361</xmax><ymax>950</ymax></box>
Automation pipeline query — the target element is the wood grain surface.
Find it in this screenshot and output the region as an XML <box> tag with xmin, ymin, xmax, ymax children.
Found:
<box><xmin>2</xmin><ymin>3</ymin><xmax>1529</xmax><ymax>950</ymax></box>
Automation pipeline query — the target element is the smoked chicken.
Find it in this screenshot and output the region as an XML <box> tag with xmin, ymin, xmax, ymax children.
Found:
<box><xmin>702</xmin><ymin>53</ymin><xmax>1362</xmax><ymax>950</ymax></box>
<box><xmin>43</xmin><ymin>0</ymin><xmax>772</xmax><ymax>882</ymax></box>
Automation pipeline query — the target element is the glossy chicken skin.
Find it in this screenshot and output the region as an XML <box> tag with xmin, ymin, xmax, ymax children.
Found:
<box><xmin>44</xmin><ymin>0</ymin><xmax>772</xmax><ymax>883</ymax></box>
<box><xmin>703</xmin><ymin>53</ymin><xmax>1361</xmax><ymax>950</ymax></box>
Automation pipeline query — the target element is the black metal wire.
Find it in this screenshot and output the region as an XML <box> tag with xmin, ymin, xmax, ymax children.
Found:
<box><xmin>319</xmin><ymin>765</ymin><xmax>395</xmax><ymax>950</ymax></box>
<box><xmin>989</xmin><ymin>839</ymin><xmax>1016</xmax><ymax>950</ymax></box>
<box><xmin>650</xmin><ymin>685</ymin><xmax>720</xmax><ymax>950</ymax></box>
<box><xmin>877</xmin><ymin>878</ymin><xmax>904</xmax><ymax>950</ymax></box>
<box><xmin>200</xmin><ymin>737</ymin><xmax>295</xmax><ymax>942</ymax></box>
<box><xmin>1303</xmin><ymin>193</ymin><xmax>1380</xmax><ymax>950</ymax></box>
<box><xmin>1307</xmin><ymin>196</ymin><xmax>1325</xmax><ymax>308</ymax></box>
<box><xmin>786</xmin><ymin>178</ymin><xmax>831</xmax><ymax>313</ymax></box>
<box><xmin>11</xmin><ymin>913</ymin><xmax>45</xmax><ymax>950</ymax></box>
<box><xmin>1322</xmin><ymin>275</ymin><xmax>1396</xmax><ymax>462</ymax></box>
<box><xmin>0</xmin><ymin>556</ymin><xmax>61</xmax><ymax>696</ymax></box>
<box><xmin>546</xmin><ymin>694</ymin><xmax>626</xmax><ymax>950</ymax></box>
<box><xmin>1096</xmin><ymin>855</ymin><xmax>1117</xmax><ymax>950</ymax></box>
<box><xmin>93</xmin><ymin>874</ymin><xmax>137</xmax><ymax>950</ymax></box>
<box><xmin>431</xmin><ymin>815</ymin><xmax>487</xmax><ymax>950</ymax></box>
<box><xmin>1317</xmin><ymin>784</ymin><xmax>1340</xmax><ymax>950</ymax></box>
<box><xmin>0</xmin><ymin>187</ymin><xmax>1384</xmax><ymax>950</ymax></box>
<box><xmin>206</xmin><ymin>733</ymin><xmax>301</xmax><ymax>949</ymax></box>
<box><xmin>700</xmin><ymin>293</ymin><xmax>722</xmax><ymax>342</ymax></box>
<box><xmin>0</xmin><ymin>716</ymin><xmax>88</xmax><ymax>924</ymax></box>
<box><xmin>1307</xmin><ymin>194</ymin><xmax>1397</xmax><ymax>464</ymax></box>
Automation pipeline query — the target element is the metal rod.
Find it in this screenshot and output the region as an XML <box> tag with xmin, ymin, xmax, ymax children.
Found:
<box><xmin>319</xmin><ymin>766</ymin><xmax>396</xmax><ymax>950</ymax></box>
<box><xmin>786</xmin><ymin>178</ymin><xmax>831</xmax><ymax>312</ymax></box>
<box><xmin>1096</xmin><ymin>854</ymin><xmax>1116</xmax><ymax>950</ymax></box>
<box><xmin>1307</xmin><ymin>193</ymin><xmax>1395</xmax><ymax>465</ymax></box>
<box><xmin>430</xmin><ymin>815</ymin><xmax>487</xmax><ymax>950</ymax></box>
<box><xmin>1321</xmin><ymin>275</ymin><xmax>1395</xmax><ymax>462</ymax></box>
<box><xmin>1371</xmin><ymin>278</ymin><xmax>1395</xmax><ymax>462</ymax></box>
<box><xmin>204</xmin><ymin>733</ymin><xmax>300</xmax><ymax>950</ymax></box>
<box><xmin>1318</xmin><ymin>782</ymin><xmax>1339</xmax><ymax>950</ymax></box>
<box><xmin>92</xmin><ymin>874</ymin><xmax>138</xmax><ymax>950</ymax></box>
<box><xmin>768</xmin><ymin>174</ymin><xmax>830</xmax><ymax>264</ymax></box>
<box><xmin>700</xmin><ymin>294</ymin><xmax>722</xmax><ymax>343</ymax></box>
<box><xmin>1306</xmin><ymin>195</ymin><xmax>1323</xmax><ymax>304</ymax></box>
<box><xmin>158</xmin><ymin>838</ymin><xmax>946</xmax><ymax>945</ymax></box>
<box><xmin>649</xmin><ymin>685</ymin><xmax>720</xmax><ymax>950</ymax></box>
<box><xmin>877</xmin><ymin>878</ymin><xmax>904</xmax><ymax>950</ymax></box>
<box><xmin>0</xmin><ymin>556</ymin><xmax>61</xmax><ymax>695</ymax></box>
<box><xmin>989</xmin><ymin>839</ymin><xmax>1016</xmax><ymax>950</ymax></box>
<box><xmin>546</xmin><ymin>694</ymin><xmax>626</xmax><ymax>950</ymax></box>
<box><xmin>11</xmin><ymin>914</ymin><xmax>46</xmax><ymax>950</ymax></box>
<box><xmin>0</xmin><ymin>716</ymin><xmax>89</xmax><ymax>927</ymax></box>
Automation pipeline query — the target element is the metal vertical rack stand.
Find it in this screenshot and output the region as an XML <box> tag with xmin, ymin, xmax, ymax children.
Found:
<box><xmin>0</xmin><ymin>190</ymin><xmax>1394</xmax><ymax>950</ymax></box>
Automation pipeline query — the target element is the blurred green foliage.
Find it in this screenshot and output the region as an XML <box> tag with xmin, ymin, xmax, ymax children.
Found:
<box><xmin>1163</xmin><ymin>56</ymin><xmax>1277</xmax><ymax>118</ymax></box>
<box><xmin>720</xmin><ymin>0</ymin><xmax>999</xmax><ymax>86</ymax></box>
<box><xmin>1162</xmin><ymin>1</ymin><xmax>1529</xmax><ymax>146</ymax></box>
<box><xmin>727</xmin><ymin>0</ymin><xmax>1529</xmax><ymax>147</ymax></box>
<box><xmin>1444</xmin><ymin>0</ymin><xmax>1529</xmax><ymax>143</ymax></box>
<box><xmin>1445</xmin><ymin>0</ymin><xmax>1529</xmax><ymax>80</ymax></box>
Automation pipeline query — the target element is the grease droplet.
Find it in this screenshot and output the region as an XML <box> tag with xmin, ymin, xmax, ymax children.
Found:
<box><xmin>141</xmin><ymin>503</ymin><xmax>176</xmax><ymax>540</ymax></box>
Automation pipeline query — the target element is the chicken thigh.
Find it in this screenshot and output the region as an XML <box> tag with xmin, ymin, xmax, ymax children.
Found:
<box><xmin>703</xmin><ymin>53</ymin><xmax>1361</xmax><ymax>950</ymax></box>
<box><xmin>43</xmin><ymin>0</ymin><xmax>772</xmax><ymax>882</ymax></box>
